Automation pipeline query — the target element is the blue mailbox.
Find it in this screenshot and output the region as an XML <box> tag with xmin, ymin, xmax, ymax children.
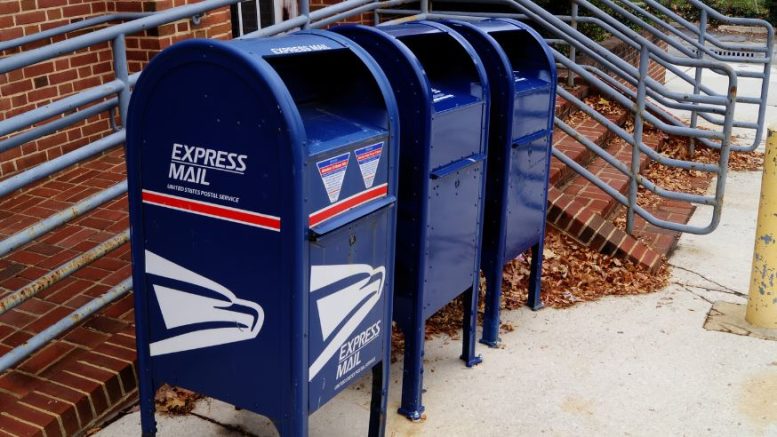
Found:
<box><xmin>334</xmin><ymin>22</ymin><xmax>489</xmax><ymax>420</ymax></box>
<box><xmin>444</xmin><ymin>19</ymin><xmax>557</xmax><ymax>346</ymax></box>
<box><xmin>126</xmin><ymin>32</ymin><xmax>399</xmax><ymax>436</ymax></box>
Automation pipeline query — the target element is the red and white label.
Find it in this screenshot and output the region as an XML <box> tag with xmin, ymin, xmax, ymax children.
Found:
<box><xmin>142</xmin><ymin>190</ymin><xmax>281</xmax><ymax>232</ymax></box>
<box><xmin>309</xmin><ymin>183</ymin><xmax>388</xmax><ymax>228</ymax></box>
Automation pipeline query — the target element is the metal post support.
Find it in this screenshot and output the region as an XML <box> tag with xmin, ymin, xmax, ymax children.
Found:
<box><xmin>746</xmin><ymin>125</ymin><xmax>777</xmax><ymax>329</ymax></box>
<box><xmin>627</xmin><ymin>44</ymin><xmax>649</xmax><ymax>234</ymax></box>
<box><xmin>568</xmin><ymin>0</ymin><xmax>578</xmax><ymax>87</ymax></box>
<box><xmin>689</xmin><ymin>9</ymin><xmax>707</xmax><ymax>156</ymax></box>
<box><xmin>301</xmin><ymin>0</ymin><xmax>310</xmax><ymax>29</ymax></box>
<box><xmin>112</xmin><ymin>34</ymin><xmax>131</xmax><ymax>127</ymax></box>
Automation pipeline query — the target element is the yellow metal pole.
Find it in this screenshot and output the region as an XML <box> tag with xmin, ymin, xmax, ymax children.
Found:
<box><xmin>747</xmin><ymin>124</ymin><xmax>777</xmax><ymax>329</ymax></box>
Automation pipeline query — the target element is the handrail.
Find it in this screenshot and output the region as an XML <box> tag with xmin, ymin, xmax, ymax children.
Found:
<box><xmin>0</xmin><ymin>13</ymin><xmax>151</xmax><ymax>52</ymax></box>
<box><xmin>0</xmin><ymin>0</ymin><xmax>241</xmax><ymax>74</ymax></box>
<box><xmin>412</xmin><ymin>0</ymin><xmax>737</xmax><ymax>236</ymax></box>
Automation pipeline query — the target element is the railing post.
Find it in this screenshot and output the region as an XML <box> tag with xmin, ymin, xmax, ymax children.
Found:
<box><xmin>112</xmin><ymin>34</ymin><xmax>130</xmax><ymax>127</ymax></box>
<box><xmin>688</xmin><ymin>8</ymin><xmax>707</xmax><ymax>156</ymax></box>
<box><xmin>420</xmin><ymin>0</ymin><xmax>429</xmax><ymax>14</ymax></box>
<box><xmin>568</xmin><ymin>0</ymin><xmax>578</xmax><ymax>87</ymax></box>
<box><xmin>628</xmin><ymin>44</ymin><xmax>649</xmax><ymax>234</ymax></box>
<box><xmin>301</xmin><ymin>0</ymin><xmax>310</xmax><ymax>29</ymax></box>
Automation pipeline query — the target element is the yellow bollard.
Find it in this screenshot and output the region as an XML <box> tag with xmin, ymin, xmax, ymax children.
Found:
<box><xmin>747</xmin><ymin>124</ymin><xmax>777</xmax><ymax>329</ymax></box>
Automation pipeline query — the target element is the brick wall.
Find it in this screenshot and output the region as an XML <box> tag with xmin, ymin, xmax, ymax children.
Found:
<box><xmin>310</xmin><ymin>0</ymin><xmax>371</xmax><ymax>25</ymax></box>
<box><xmin>0</xmin><ymin>0</ymin><xmax>232</xmax><ymax>181</ymax></box>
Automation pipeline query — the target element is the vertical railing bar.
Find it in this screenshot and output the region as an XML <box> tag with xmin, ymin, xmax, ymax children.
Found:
<box><xmin>568</xmin><ymin>0</ymin><xmax>578</xmax><ymax>88</ymax></box>
<box><xmin>256</xmin><ymin>0</ymin><xmax>261</xmax><ymax>29</ymax></box>
<box><xmin>238</xmin><ymin>1</ymin><xmax>245</xmax><ymax>35</ymax></box>
<box><xmin>628</xmin><ymin>44</ymin><xmax>649</xmax><ymax>234</ymax></box>
<box><xmin>301</xmin><ymin>0</ymin><xmax>310</xmax><ymax>29</ymax></box>
<box><xmin>112</xmin><ymin>34</ymin><xmax>130</xmax><ymax>127</ymax></box>
<box><xmin>689</xmin><ymin>8</ymin><xmax>707</xmax><ymax>156</ymax></box>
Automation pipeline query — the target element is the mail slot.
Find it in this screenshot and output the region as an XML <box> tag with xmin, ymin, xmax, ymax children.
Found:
<box><xmin>126</xmin><ymin>31</ymin><xmax>399</xmax><ymax>436</ymax></box>
<box><xmin>445</xmin><ymin>18</ymin><xmax>557</xmax><ymax>346</ymax></box>
<box><xmin>334</xmin><ymin>21</ymin><xmax>489</xmax><ymax>421</ymax></box>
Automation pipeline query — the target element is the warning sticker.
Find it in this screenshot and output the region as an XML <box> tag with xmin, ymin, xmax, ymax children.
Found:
<box><xmin>317</xmin><ymin>152</ymin><xmax>350</xmax><ymax>203</ymax></box>
<box><xmin>354</xmin><ymin>142</ymin><xmax>383</xmax><ymax>189</ymax></box>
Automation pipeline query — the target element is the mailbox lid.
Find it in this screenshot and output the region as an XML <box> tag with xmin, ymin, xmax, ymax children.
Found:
<box><xmin>479</xmin><ymin>19</ymin><xmax>556</xmax><ymax>141</ymax></box>
<box><xmin>251</xmin><ymin>32</ymin><xmax>397</xmax><ymax>231</ymax></box>
<box><xmin>383</xmin><ymin>21</ymin><xmax>489</xmax><ymax>174</ymax></box>
<box><xmin>385</xmin><ymin>22</ymin><xmax>486</xmax><ymax>114</ymax></box>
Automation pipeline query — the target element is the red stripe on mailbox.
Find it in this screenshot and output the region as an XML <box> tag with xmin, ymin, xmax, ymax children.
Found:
<box><xmin>309</xmin><ymin>183</ymin><xmax>388</xmax><ymax>228</ymax></box>
<box><xmin>142</xmin><ymin>190</ymin><xmax>281</xmax><ymax>232</ymax></box>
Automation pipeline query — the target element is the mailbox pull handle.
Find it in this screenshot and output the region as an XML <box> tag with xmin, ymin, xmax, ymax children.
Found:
<box><xmin>308</xmin><ymin>195</ymin><xmax>396</xmax><ymax>241</ymax></box>
<box><xmin>512</xmin><ymin>130</ymin><xmax>548</xmax><ymax>148</ymax></box>
<box><xmin>430</xmin><ymin>153</ymin><xmax>486</xmax><ymax>179</ymax></box>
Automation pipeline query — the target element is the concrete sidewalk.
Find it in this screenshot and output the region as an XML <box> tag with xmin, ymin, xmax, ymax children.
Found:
<box><xmin>98</xmin><ymin>170</ymin><xmax>777</xmax><ymax>436</ymax></box>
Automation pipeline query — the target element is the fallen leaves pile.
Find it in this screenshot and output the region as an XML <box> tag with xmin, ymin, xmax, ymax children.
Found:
<box><xmin>391</xmin><ymin>227</ymin><xmax>671</xmax><ymax>360</ymax></box>
<box><xmin>155</xmin><ymin>384</ymin><xmax>201</xmax><ymax>415</ymax></box>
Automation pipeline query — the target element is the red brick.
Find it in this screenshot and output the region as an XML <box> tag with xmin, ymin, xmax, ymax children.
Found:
<box><xmin>16</xmin><ymin>298</ymin><xmax>56</xmax><ymax>316</ymax></box>
<box><xmin>15</xmin><ymin>10</ymin><xmax>46</xmax><ymax>26</ymax></box>
<box><xmin>62</xmin><ymin>361</ymin><xmax>123</xmax><ymax>403</ymax></box>
<box><xmin>83</xmin><ymin>316</ymin><xmax>128</xmax><ymax>335</ymax></box>
<box><xmin>34</xmin><ymin>384</ymin><xmax>93</xmax><ymax>428</ymax></box>
<box><xmin>105</xmin><ymin>332</ymin><xmax>135</xmax><ymax>351</ymax></box>
<box><xmin>62</xmin><ymin>326</ymin><xmax>110</xmax><ymax>349</ymax></box>
<box><xmin>2</xmin><ymin>401</ymin><xmax>63</xmax><ymax>437</ymax></box>
<box><xmin>0</xmin><ymin>414</ymin><xmax>43</xmax><ymax>437</ymax></box>
<box><xmin>18</xmin><ymin>341</ymin><xmax>77</xmax><ymax>375</ymax></box>
<box><xmin>0</xmin><ymin>310</ymin><xmax>36</xmax><ymax>330</ymax></box>
<box><xmin>20</xmin><ymin>391</ymin><xmax>79</xmax><ymax>436</ymax></box>
<box><xmin>93</xmin><ymin>342</ymin><xmax>135</xmax><ymax>364</ymax></box>
<box><xmin>48</xmin><ymin>370</ymin><xmax>109</xmax><ymax>417</ymax></box>
<box><xmin>0</xmin><ymin>371</ymin><xmax>42</xmax><ymax>399</ymax></box>
<box><xmin>0</xmin><ymin>1</ymin><xmax>21</xmax><ymax>14</ymax></box>
<box><xmin>24</xmin><ymin>306</ymin><xmax>72</xmax><ymax>334</ymax></box>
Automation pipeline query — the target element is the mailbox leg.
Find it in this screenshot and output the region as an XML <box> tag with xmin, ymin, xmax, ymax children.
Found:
<box><xmin>368</xmin><ymin>362</ymin><xmax>388</xmax><ymax>437</ymax></box>
<box><xmin>277</xmin><ymin>413</ymin><xmax>308</xmax><ymax>436</ymax></box>
<box><xmin>480</xmin><ymin>258</ymin><xmax>502</xmax><ymax>348</ymax></box>
<box><xmin>139</xmin><ymin>382</ymin><xmax>156</xmax><ymax>436</ymax></box>
<box><xmin>460</xmin><ymin>285</ymin><xmax>483</xmax><ymax>366</ymax></box>
<box><xmin>398</xmin><ymin>322</ymin><xmax>426</xmax><ymax>421</ymax></box>
<box><xmin>527</xmin><ymin>241</ymin><xmax>545</xmax><ymax>311</ymax></box>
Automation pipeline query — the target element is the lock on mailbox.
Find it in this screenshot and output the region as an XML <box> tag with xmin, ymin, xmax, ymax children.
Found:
<box><xmin>126</xmin><ymin>32</ymin><xmax>399</xmax><ymax>436</ymax></box>
<box><xmin>334</xmin><ymin>22</ymin><xmax>489</xmax><ymax>421</ymax></box>
<box><xmin>445</xmin><ymin>19</ymin><xmax>557</xmax><ymax>346</ymax></box>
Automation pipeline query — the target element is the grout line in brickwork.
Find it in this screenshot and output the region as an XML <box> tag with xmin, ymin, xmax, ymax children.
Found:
<box><xmin>17</xmin><ymin>399</ymin><xmax>66</xmax><ymax>437</ymax></box>
<box><xmin>0</xmin><ymin>412</ymin><xmax>45</xmax><ymax>433</ymax></box>
<box><xmin>33</xmin><ymin>389</ymin><xmax>84</xmax><ymax>428</ymax></box>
